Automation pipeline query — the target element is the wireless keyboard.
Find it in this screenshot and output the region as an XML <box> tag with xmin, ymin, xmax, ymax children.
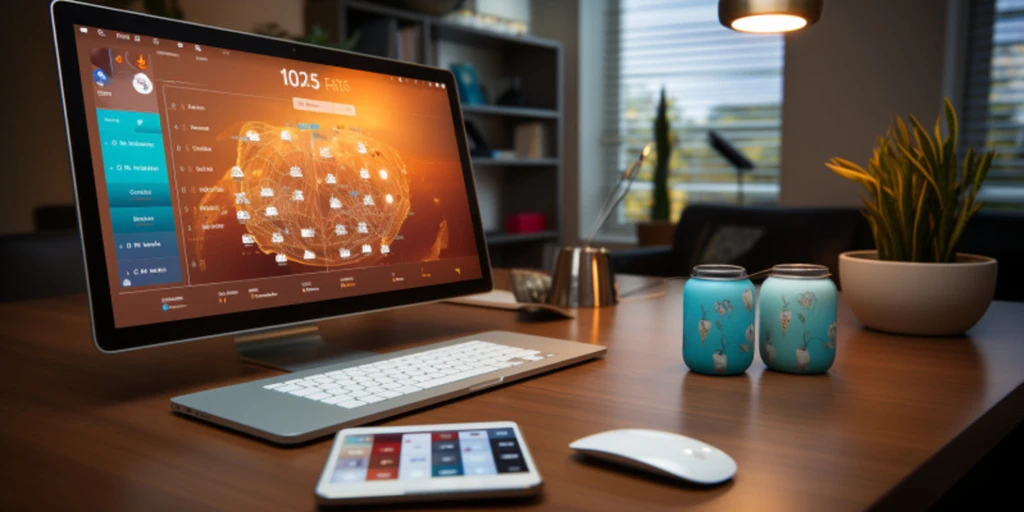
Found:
<box><xmin>263</xmin><ymin>341</ymin><xmax>551</xmax><ymax>410</ymax></box>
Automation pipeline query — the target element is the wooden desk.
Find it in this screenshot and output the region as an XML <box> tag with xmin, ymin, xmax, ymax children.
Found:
<box><xmin>1</xmin><ymin>272</ymin><xmax>1023</xmax><ymax>511</ymax></box>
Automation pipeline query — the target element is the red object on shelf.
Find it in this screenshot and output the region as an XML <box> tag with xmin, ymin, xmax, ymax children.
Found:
<box><xmin>504</xmin><ymin>213</ymin><xmax>547</xmax><ymax>234</ymax></box>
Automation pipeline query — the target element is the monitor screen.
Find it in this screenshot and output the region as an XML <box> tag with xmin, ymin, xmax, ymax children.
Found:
<box><xmin>68</xmin><ymin>24</ymin><xmax>484</xmax><ymax>329</ymax></box>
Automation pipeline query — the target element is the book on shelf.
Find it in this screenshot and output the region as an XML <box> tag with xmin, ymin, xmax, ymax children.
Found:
<box><xmin>514</xmin><ymin>122</ymin><xmax>547</xmax><ymax>159</ymax></box>
<box><xmin>394</xmin><ymin>25</ymin><xmax>421</xmax><ymax>62</ymax></box>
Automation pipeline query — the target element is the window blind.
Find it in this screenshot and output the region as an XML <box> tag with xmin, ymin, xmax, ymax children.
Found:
<box><xmin>602</xmin><ymin>0</ymin><xmax>784</xmax><ymax>232</ymax></box>
<box><xmin>962</xmin><ymin>0</ymin><xmax>1024</xmax><ymax>207</ymax></box>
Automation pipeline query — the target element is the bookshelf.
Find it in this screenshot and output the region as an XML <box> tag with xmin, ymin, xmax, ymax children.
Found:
<box><xmin>471</xmin><ymin>157</ymin><xmax>559</xmax><ymax>167</ymax></box>
<box><xmin>306</xmin><ymin>0</ymin><xmax>563</xmax><ymax>269</ymax></box>
<box><xmin>460</xmin><ymin>104</ymin><xmax>558</xmax><ymax>120</ymax></box>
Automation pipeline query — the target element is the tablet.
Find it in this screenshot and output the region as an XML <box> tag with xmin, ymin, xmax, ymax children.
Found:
<box><xmin>315</xmin><ymin>422</ymin><xmax>542</xmax><ymax>505</ymax></box>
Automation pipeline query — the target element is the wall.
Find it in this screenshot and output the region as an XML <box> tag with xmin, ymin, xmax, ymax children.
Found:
<box><xmin>178</xmin><ymin>0</ymin><xmax>304</xmax><ymax>34</ymax></box>
<box><xmin>0</xmin><ymin>1</ymin><xmax>304</xmax><ymax>235</ymax></box>
<box><xmin>1</xmin><ymin>1</ymin><xmax>75</xmax><ymax>235</ymax></box>
<box><xmin>575</xmin><ymin>0</ymin><xmax>609</xmax><ymax>245</ymax></box>
<box><xmin>779</xmin><ymin>0</ymin><xmax>953</xmax><ymax>207</ymax></box>
<box><xmin>530</xmin><ymin>0</ymin><xmax>581</xmax><ymax>245</ymax></box>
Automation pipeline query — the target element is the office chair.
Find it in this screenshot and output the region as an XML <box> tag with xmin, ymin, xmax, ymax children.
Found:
<box><xmin>0</xmin><ymin>230</ymin><xmax>86</xmax><ymax>302</ymax></box>
<box><xmin>609</xmin><ymin>204</ymin><xmax>874</xmax><ymax>287</ymax></box>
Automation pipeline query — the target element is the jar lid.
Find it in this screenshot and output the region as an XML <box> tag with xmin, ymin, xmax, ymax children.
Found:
<box><xmin>769</xmin><ymin>263</ymin><xmax>830</xmax><ymax>279</ymax></box>
<box><xmin>691</xmin><ymin>264</ymin><xmax>748</xmax><ymax>280</ymax></box>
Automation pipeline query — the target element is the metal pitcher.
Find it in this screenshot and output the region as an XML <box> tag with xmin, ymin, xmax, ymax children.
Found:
<box><xmin>547</xmin><ymin>246</ymin><xmax>618</xmax><ymax>308</ymax></box>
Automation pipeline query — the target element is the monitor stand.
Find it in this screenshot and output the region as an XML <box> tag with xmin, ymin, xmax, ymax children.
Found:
<box><xmin>234</xmin><ymin>324</ymin><xmax>375</xmax><ymax>373</ymax></box>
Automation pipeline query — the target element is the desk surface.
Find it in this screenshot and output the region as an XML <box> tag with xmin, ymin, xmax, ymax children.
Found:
<box><xmin>1</xmin><ymin>271</ymin><xmax>1023</xmax><ymax>511</ymax></box>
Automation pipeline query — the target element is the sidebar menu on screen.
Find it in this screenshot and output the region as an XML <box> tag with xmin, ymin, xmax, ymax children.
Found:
<box><xmin>96</xmin><ymin>108</ymin><xmax>183</xmax><ymax>288</ymax></box>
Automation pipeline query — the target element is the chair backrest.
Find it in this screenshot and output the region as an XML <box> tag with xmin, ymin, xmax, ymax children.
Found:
<box><xmin>0</xmin><ymin>230</ymin><xmax>86</xmax><ymax>302</ymax></box>
<box><xmin>956</xmin><ymin>210</ymin><xmax>1024</xmax><ymax>302</ymax></box>
<box><xmin>669</xmin><ymin>204</ymin><xmax>874</xmax><ymax>279</ymax></box>
<box><xmin>33</xmin><ymin>204</ymin><xmax>78</xmax><ymax>232</ymax></box>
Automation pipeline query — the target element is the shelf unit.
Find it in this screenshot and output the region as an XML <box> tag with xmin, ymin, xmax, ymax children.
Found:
<box><xmin>472</xmin><ymin>157</ymin><xmax>559</xmax><ymax>167</ymax></box>
<box><xmin>460</xmin><ymin>104</ymin><xmax>558</xmax><ymax>120</ymax></box>
<box><xmin>485</xmin><ymin>230</ymin><xmax>559</xmax><ymax>246</ymax></box>
<box><xmin>306</xmin><ymin>0</ymin><xmax>563</xmax><ymax>268</ymax></box>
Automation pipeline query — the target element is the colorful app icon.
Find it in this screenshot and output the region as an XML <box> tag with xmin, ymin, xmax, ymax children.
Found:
<box><xmin>92</xmin><ymin>68</ymin><xmax>110</xmax><ymax>86</ymax></box>
<box><xmin>132</xmin><ymin>73</ymin><xmax>153</xmax><ymax>95</ymax></box>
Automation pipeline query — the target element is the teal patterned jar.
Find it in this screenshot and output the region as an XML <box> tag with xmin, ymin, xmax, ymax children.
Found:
<box><xmin>683</xmin><ymin>265</ymin><xmax>756</xmax><ymax>375</ymax></box>
<box><xmin>758</xmin><ymin>264</ymin><xmax>838</xmax><ymax>374</ymax></box>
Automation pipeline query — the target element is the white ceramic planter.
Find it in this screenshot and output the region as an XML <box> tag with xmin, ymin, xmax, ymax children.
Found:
<box><xmin>839</xmin><ymin>250</ymin><xmax>998</xmax><ymax>336</ymax></box>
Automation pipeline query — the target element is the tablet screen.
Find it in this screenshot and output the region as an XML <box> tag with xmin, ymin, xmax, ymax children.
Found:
<box><xmin>331</xmin><ymin>428</ymin><xmax>529</xmax><ymax>483</ymax></box>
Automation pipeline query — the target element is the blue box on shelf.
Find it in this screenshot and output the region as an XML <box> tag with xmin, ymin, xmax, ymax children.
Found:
<box><xmin>450</xmin><ymin>63</ymin><xmax>486</xmax><ymax>105</ymax></box>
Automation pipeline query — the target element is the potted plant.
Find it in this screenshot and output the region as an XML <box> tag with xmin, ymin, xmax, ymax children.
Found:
<box><xmin>636</xmin><ymin>87</ymin><xmax>677</xmax><ymax>246</ymax></box>
<box><xmin>827</xmin><ymin>98</ymin><xmax>998</xmax><ymax>336</ymax></box>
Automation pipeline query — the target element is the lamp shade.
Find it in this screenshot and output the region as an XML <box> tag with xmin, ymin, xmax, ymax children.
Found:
<box><xmin>719</xmin><ymin>0</ymin><xmax>823</xmax><ymax>33</ymax></box>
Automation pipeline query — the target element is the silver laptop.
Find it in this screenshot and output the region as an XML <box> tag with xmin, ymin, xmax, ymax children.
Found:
<box><xmin>51</xmin><ymin>1</ymin><xmax>603</xmax><ymax>445</ymax></box>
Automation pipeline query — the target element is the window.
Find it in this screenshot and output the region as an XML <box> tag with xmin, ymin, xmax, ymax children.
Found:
<box><xmin>962</xmin><ymin>0</ymin><xmax>1024</xmax><ymax>209</ymax></box>
<box><xmin>601</xmin><ymin>0</ymin><xmax>784</xmax><ymax>235</ymax></box>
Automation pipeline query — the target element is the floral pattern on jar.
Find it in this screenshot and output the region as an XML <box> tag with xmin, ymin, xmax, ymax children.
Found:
<box><xmin>758</xmin><ymin>264</ymin><xmax>838</xmax><ymax>374</ymax></box>
<box><xmin>683</xmin><ymin>265</ymin><xmax>755</xmax><ymax>376</ymax></box>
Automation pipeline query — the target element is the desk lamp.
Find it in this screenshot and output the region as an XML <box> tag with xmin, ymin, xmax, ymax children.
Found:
<box><xmin>709</xmin><ymin>130</ymin><xmax>755</xmax><ymax>204</ymax></box>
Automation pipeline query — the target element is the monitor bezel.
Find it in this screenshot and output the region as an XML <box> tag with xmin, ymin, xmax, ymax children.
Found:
<box><xmin>50</xmin><ymin>0</ymin><xmax>493</xmax><ymax>353</ymax></box>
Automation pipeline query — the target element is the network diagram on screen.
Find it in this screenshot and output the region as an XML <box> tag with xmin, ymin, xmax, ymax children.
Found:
<box><xmin>72</xmin><ymin>26</ymin><xmax>481</xmax><ymax>327</ymax></box>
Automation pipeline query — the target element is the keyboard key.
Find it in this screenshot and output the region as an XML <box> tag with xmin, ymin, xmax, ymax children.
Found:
<box><xmin>307</xmin><ymin>392</ymin><xmax>332</xmax><ymax>400</ymax></box>
<box><xmin>320</xmin><ymin>395</ymin><xmax>348</xmax><ymax>404</ymax></box>
<box><xmin>419</xmin><ymin>366</ymin><xmax>497</xmax><ymax>389</ymax></box>
<box><xmin>337</xmin><ymin>400</ymin><xmax>367</xmax><ymax>409</ymax></box>
<box><xmin>349</xmin><ymin>390</ymin><xmax>371</xmax><ymax>398</ymax></box>
<box><xmin>362</xmin><ymin>395</ymin><xmax>386</xmax><ymax>404</ymax></box>
<box><xmin>289</xmin><ymin>387</ymin><xmax>318</xmax><ymax>397</ymax></box>
<box><xmin>365</xmin><ymin>386</ymin><xmax>386</xmax><ymax>394</ymax></box>
<box><xmin>379</xmin><ymin>390</ymin><xmax>403</xmax><ymax>398</ymax></box>
<box><xmin>396</xmin><ymin>385</ymin><xmax>423</xmax><ymax>394</ymax></box>
<box><xmin>274</xmin><ymin>384</ymin><xmax>301</xmax><ymax>393</ymax></box>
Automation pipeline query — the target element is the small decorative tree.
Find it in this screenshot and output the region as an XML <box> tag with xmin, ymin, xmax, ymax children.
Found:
<box><xmin>650</xmin><ymin>87</ymin><xmax>673</xmax><ymax>222</ymax></box>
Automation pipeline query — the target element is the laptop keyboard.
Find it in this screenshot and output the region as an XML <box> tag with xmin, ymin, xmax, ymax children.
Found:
<box><xmin>262</xmin><ymin>340</ymin><xmax>553</xmax><ymax>410</ymax></box>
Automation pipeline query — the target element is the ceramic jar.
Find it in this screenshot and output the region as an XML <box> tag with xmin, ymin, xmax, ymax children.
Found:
<box><xmin>758</xmin><ymin>264</ymin><xmax>838</xmax><ymax>374</ymax></box>
<box><xmin>683</xmin><ymin>265</ymin><xmax>756</xmax><ymax>375</ymax></box>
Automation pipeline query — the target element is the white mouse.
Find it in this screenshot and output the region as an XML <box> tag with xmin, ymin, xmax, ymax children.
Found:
<box><xmin>569</xmin><ymin>429</ymin><xmax>737</xmax><ymax>485</ymax></box>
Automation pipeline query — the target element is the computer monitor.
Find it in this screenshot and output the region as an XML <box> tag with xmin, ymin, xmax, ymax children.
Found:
<box><xmin>50</xmin><ymin>1</ymin><xmax>492</xmax><ymax>360</ymax></box>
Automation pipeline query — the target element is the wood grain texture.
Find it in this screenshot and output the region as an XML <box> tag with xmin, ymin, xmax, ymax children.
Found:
<box><xmin>1</xmin><ymin>271</ymin><xmax>1023</xmax><ymax>511</ymax></box>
